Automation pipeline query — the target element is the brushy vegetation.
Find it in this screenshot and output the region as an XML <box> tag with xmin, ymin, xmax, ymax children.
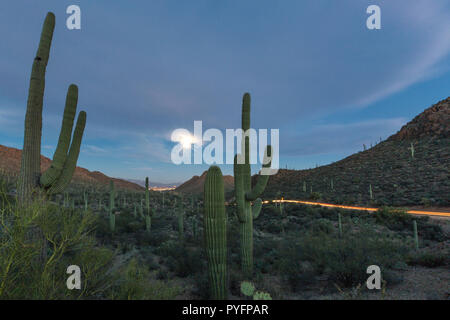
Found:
<box><xmin>0</xmin><ymin>171</ymin><xmax>448</xmax><ymax>300</ymax></box>
<box><xmin>0</xmin><ymin>179</ymin><xmax>181</xmax><ymax>299</ymax></box>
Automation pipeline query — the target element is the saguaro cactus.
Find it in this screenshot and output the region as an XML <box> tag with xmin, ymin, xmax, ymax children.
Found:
<box><xmin>233</xmin><ymin>93</ymin><xmax>272</xmax><ymax>277</ymax></box>
<box><xmin>338</xmin><ymin>212</ymin><xmax>343</xmax><ymax>237</ymax></box>
<box><xmin>144</xmin><ymin>177</ymin><xmax>152</xmax><ymax>232</ymax></box>
<box><xmin>204</xmin><ymin>166</ymin><xmax>227</xmax><ymax>300</ymax></box>
<box><xmin>413</xmin><ymin>220</ymin><xmax>419</xmax><ymax>250</ymax></box>
<box><xmin>109</xmin><ymin>180</ymin><xmax>116</xmax><ymax>232</ymax></box>
<box><xmin>18</xmin><ymin>12</ymin><xmax>87</xmax><ymax>202</ymax></box>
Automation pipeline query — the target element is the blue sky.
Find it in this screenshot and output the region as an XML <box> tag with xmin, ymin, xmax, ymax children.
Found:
<box><xmin>1</xmin><ymin>0</ymin><xmax>449</xmax><ymax>183</ymax></box>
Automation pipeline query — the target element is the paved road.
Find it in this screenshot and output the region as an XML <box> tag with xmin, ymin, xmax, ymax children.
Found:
<box><xmin>266</xmin><ymin>199</ymin><xmax>450</xmax><ymax>218</ymax></box>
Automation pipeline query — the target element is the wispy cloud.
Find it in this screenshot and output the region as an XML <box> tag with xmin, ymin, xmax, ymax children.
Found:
<box><xmin>282</xmin><ymin>117</ymin><xmax>407</xmax><ymax>156</ymax></box>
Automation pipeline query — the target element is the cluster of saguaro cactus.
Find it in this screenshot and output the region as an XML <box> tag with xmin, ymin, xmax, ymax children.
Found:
<box><xmin>18</xmin><ymin>12</ymin><xmax>87</xmax><ymax>202</ymax></box>
<box><xmin>204</xmin><ymin>166</ymin><xmax>227</xmax><ymax>299</ymax></box>
<box><xmin>109</xmin><ymin>181</ymin><xmax>116</xmax><ymax>232</ymax></box>
<box><xmin>233</xmin><ymin>93</ymin><xmax>272</xmax><ymax>277</ymax></box>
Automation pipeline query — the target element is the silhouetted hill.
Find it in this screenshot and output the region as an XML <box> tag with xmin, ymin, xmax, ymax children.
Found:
<box><xmin>176</xmin><ymin>170</ymin><xmax>234</xmax><ymax>195</ymax></box>
<box><xmin>261</xmin><ymin>97</ymin><xmax>450</xmax><ymax>206</ymax></box>
<box><xmin>0</xmin><ymin>144</ymin><xmax>144</xmax><ymax>191</ymax></box>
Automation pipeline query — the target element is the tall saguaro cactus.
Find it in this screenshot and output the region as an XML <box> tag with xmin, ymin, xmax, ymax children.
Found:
<box><xmin>18</xmin><ymin>12</ymin><xmax>87</xmax><ymax>202</ymax></box>
<box><xmin>109</xmin><ymin>180</ymin><xmax>116</xmax><ymax>232</ymax></box>
<box><xmin>144</xmin><ymin>177</ymin><xmax>152</xmax><ymax>232</ymax></box>
<box><xmin>204</xmin><ymin>166</ymin><xmax>227</xmax><ymax>300</ymax></box>
<box><xmin>234</xmin><ymin>93</ymin><xmax>272</xmax><ymax>277</ymax></box>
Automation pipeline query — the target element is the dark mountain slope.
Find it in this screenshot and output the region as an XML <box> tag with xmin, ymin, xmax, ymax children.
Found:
<box><xmin>261</xmin><ymin>97</ymin><xmax>450</xmax><ymax>206</ymax></box>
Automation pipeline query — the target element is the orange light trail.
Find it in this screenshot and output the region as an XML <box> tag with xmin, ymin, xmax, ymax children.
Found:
<box><xmin>264</xmin><ymin>199</ymin><xmax>450</xmax><ymax>218</ymax></box>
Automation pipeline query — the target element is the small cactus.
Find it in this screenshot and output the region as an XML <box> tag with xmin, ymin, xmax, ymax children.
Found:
<box><xmin>253</xmin><ymin>291</ymin><xmax>272</xmax><ymax>300</ymax></box>
<box><xmin>413</xmin><ymin>220</ymin><xmax>419</xmax><ymax>250</ymax></box>
<box><xmin>240</xmin><ymin>281</ymin><xmax>255</xmax><ymax>297</ymax></box>
<box><xmin>109</xmin><ymin>180</ymin><xmax>115</xmax><ymax>232</ymax></box>
<box><xmin>408</xmin><ymin>142</ymin><xmax>415</xmax><ymax>159</ymax></box>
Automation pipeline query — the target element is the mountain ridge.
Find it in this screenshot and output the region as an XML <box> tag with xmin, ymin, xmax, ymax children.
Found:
<box><xmin>261</xmin><ymin>97</ymin><xmax>450</xmax><ymax>206</ymax></box>
<box><xmin>0</xmin><ymin>144</ymin><xmax>144</xmax><ymax>191</ymax></box>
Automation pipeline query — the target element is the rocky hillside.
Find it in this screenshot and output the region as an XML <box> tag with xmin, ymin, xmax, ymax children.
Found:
<box><xmin>176</xmin><ymin>170</ymin><xmax>234</xmax><ymax>195</ymax></box>
<box><xmin>261</xmin><ymin>97</ymin><xmax>450</xmax><ymax>207</ymax></box>
<box><xmin>0</xmin><ymin>144</ymin><xmax>143</xmax><ymax>191</ymax></box>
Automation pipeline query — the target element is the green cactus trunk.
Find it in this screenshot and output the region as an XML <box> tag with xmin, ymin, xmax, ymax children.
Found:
<box><xmin>110</xmin><ymin>214</ymin><xmax>115</xmax><ymax>233</ymax></box>
<box><xmin>338</xmin><ymin>213</ymin><xmax>343</xmax><ymax>237</ymax></box>
<box><xmin>109</xmin><ymin>180</ymin><xmax>115</xmax><ymax>232</ymax></box>
<box><xmin>145</xmin><ymin>177</ymin><xmax>152</xmax><ymax>232</ymax></box>
<box><xmin>413</xmin><ymin>220</ymin><xmax>419</xmax><ymax>250</ymax></box>
<box><xmin>84</xmin><ymin>191</ymin><xmax>88</xmax><ymax>211</ymax></box>
<box><xmin>18</xmin><ymin>13</ymin><xmax>54</xmax><ymax>202</ymax></box>
<box><xmin>192</xmin><ymin>217</ymin><xmax>198</xmax><ymax>239</ymax></box>
<box><xmin>233</xmin><ymin>93</ymin><xmax>272</xmax><ymax>277</ymax></box>
<box><xmin>17</xmin><ymin>13</ymin><xmax>87</xmax><ymax>202</ymax></box>
<box><xmin>178</xmin><ymin>211</ymin><xmax>184</xmax><ymax>239</ymax></box>
<box><xmin>145</xmin><ymin>215</ymin><xmax>151</xmax><ymax>232</ymax></box>
<box><xmin>204</xmin><ymin>166</ymin><xmax>227</xmax><ymax>300</ymax></box>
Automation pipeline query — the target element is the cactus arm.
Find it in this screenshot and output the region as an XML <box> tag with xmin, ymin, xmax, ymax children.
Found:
<box><xmin>245</xmin><ymin>145</ymin><xmax>272</xmax><ymax>201</ymax></box>
<box><xmin>47</xmin><ymin>111</ymin><xmax>86</xmax><ymax>194</ymax></box>
<box><xmin>242</xmin><ymin>93</ymin><xmax>251</xmax><ymax>131</ymax></box>
<box><xmin>18</xmin><ymin>12</ymin><xmax>55</xmax><ymax>202</ymax></box>
<box><xmin>40</xmin><ymin>84</ymin><xmax>78</xmax><ymax>187</ymax></box>
<box><xmin>252</xmin><ymin>198</ymin><xmax>262</xmax><ymax>220</ymax></box>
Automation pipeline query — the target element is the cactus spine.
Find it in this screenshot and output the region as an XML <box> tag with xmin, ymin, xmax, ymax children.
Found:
<box><xmin>204</xmin><ymin>166</ymin><xmax>227</xmax><ymax>300</ymax></box>
<box><xmin>18</xmin><ymin>13</ymin><xmax>87</xmax><ymax>202</ymax></box>
<box><xmin>234</xmin><ymin>93</ymin><xmax>272</xmax><ymax>277</ymax></box>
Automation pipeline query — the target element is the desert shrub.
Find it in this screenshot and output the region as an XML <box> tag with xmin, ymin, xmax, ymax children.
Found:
<box><xmin>309</xmin><ymin>192</ymin><xmax>322</xmax><ymax>201</ymax></box>
<box><xmin>300</xmin><ymin>230</ymin><xmax>407</xmax><ymax>287</ymax></box>
<box><xmin>156</xmin><ymin>240</ymin><xmax>205</xmax><ymax>278</ymax></box>
<box><xmin>0</xmin><ymin>198</ymin><xmax>116</xmax><ymax>299</ymax></box>
<box><xmin>374</xmin><ymin>207</ymin><xmax>413</xmax><ymax>231</ymax></box>
<box><xmin>277</xmin><ymin>225</ymin><xmax>407</xmax><ymax>290</ymax></box>
<box><xmin>109</xmin><ymin>258</ymin><xmax>182</xmax><ymax>299</ymax></box>
<box><xmin>406</xmin><ymin>251</ymin><xmax>448</xmax><ymax>268</ymax></box>
<box><xmin>308</xmin><ymin>218</ymin><xmax>335</xmax><ymax>235</ymax></box>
